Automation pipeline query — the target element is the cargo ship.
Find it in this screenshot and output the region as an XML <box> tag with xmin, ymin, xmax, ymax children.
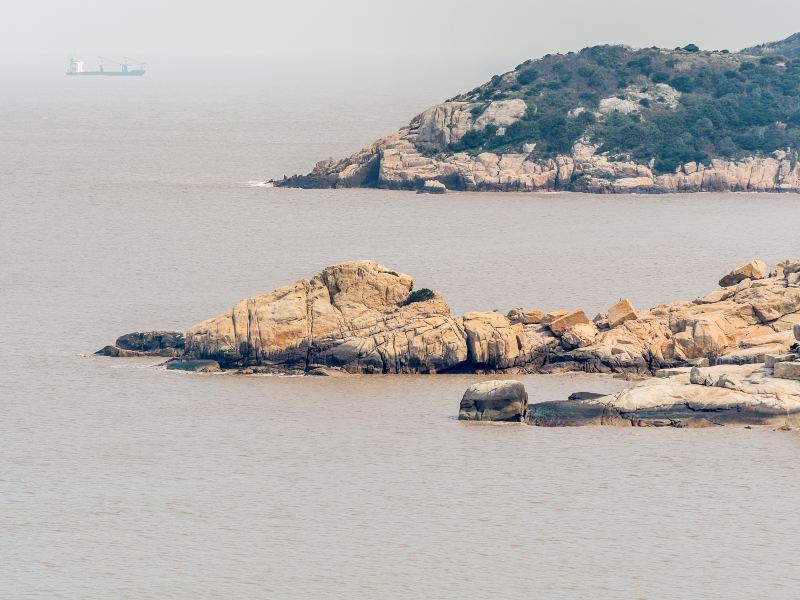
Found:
<box><xmin>66</xmin><ymin>57</ymin><xmax>145</xmax><ymax>76</ymax></box>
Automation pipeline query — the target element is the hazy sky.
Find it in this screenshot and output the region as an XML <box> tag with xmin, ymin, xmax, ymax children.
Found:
<box><xmin>4</xmin><ymin>0</ymin><xmax>800</xmax><ymax>90</ymax></box>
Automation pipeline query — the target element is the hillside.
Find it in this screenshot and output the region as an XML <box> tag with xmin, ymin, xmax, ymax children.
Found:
<box><xmin>276</xmin><ymin>34</ymin><xmax>800</xmax><ymax>193</ymax></box>
<box><xmin>742</xmin><ymin>32</ymin><xmax>800</xmax><ymax>58</ymax></box>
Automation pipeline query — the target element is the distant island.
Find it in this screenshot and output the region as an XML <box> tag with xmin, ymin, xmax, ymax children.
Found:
<box><xmin>276</xmin><ymin>34</ymin><xmax>800</xmax><ymax>193</ymax></box>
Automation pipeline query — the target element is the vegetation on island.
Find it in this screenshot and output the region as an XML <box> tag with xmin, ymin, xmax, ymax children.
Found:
<box><xmin>404</xmin><ymin>288</ymin><xmax>436</xmax><ymax>305</ymax></box>
<box><xmin>444</xmin><ymin>34</ymin><xmax>800</xmax><ymax>174</ymax></box>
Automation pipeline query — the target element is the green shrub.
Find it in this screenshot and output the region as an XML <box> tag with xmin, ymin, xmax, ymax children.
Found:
<box><xmin>517</xmin><ymin>68</ymin><xmax>539</xmax><ymax>85</ymax></box>
<box><xmin>651</xmin><ymin>72</ymin><xmax>670</xmax><ymax>84</ymax></box>
<box><xmin>404</xmin><ymin>288</ymin><xmax>435</xmax><ymax>305</ymax></box>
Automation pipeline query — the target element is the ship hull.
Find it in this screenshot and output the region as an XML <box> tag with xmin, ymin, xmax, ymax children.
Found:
<box><xmin>66</xmin><ymin>70</ymin><xmax>145</xmax><ymax>76</ymax></box>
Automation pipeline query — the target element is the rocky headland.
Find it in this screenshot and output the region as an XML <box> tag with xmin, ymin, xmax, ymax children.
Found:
<box><xmin>275</xmin><ymin>35</ymin><xmax>800</xmax><ymax>193</ymax></box>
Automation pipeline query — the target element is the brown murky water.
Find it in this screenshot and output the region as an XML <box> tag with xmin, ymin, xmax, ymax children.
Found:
<box><xmin>3</xmin><ymin>78</ymin><xmax>800</xmax><ymax>598</ymax></box>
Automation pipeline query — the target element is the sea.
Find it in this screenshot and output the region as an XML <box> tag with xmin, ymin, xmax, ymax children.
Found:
<box><xmin>2</xmin><ymin>69</ymin><xmax>800</xmax><ymax>599</ymax></box>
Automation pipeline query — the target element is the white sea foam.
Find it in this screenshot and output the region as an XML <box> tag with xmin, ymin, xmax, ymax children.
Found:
<box><xmin>241</xmin><ymin>180</ymin><xmax>273</xmax><ymax>187</ymax></box>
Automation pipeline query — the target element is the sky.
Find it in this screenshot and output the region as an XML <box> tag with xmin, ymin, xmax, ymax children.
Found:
<box><xmin>3</xmin><ymin>0</ymin><xmax>800</xmax><ymax>93</ymax></box>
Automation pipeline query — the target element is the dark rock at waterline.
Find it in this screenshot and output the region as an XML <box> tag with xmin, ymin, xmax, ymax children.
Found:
<box><xmin>115</xmin><ymin>331</ymin><xmax>185</xmax><ymax>354</ymax></box>
<box><xmin>567</xmin><ymin>391</ymin><xmax>607</xmax><ymax>401</ymax></box>
<box><xmin>527</xmin><ymin>399</ymin><xmax>625</xmax><ymax>427</ymax></box>
<box><xmin>95</xmin><ymin>331</ymin><xmax>185</xmax><ymax>357</ymax></box>
<box><xmin>458</xmin><ymin>380</ymin><xmax>528</xmax><ymax>422</ymax></box>
<box><xmin>306</xmin><ymin>366</ymin><xmax>350</xmax><ymax>377</ymax></box>
<box><xmin>165</xmin><ymin>359</ymin><xmax>221</xmax><ymax>373</ymax></box>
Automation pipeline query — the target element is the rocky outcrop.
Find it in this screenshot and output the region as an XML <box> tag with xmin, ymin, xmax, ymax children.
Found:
<box><xmin>102</xmin><ymin>258</ymin><xmax>800</xmax><ymax>378</ymax></box>
<box><xmin>458</xmin><ymin>380</ymin><xmax>528</xmax><ymax>422</ymax></box>
<box><xmin>95</xmin><ymin>331</ymin><xmax>185</xmax><ymax>357</ymax></box>
<box><xmin>183</xmin><ymin>261</ymin><xmax>468</xmax><ymax>374</ymax></box>
<box><xmin>275</xmin><ymin>102</ymin><xmax>800</xmax><ymax>193</ymax></box>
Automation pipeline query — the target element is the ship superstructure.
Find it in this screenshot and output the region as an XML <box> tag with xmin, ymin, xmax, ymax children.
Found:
<box><xmin>66</xmin><ymin>57</ymin><xmax>145</xmax><ymax>76</ymax></box>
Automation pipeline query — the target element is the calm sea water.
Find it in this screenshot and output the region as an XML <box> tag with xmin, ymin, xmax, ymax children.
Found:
<box><xmin>2</xmin><ymin>76</ymin><xmax>800</xmax><ymax>599</ymax></box>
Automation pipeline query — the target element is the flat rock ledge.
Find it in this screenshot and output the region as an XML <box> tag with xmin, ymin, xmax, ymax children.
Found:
<box><xmin>98</xmin><ymin>258</ymin><xmax>800</xmax><ymax>379</ymax></box>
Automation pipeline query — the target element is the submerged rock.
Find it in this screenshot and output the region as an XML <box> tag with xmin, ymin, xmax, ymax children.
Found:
<box><xmin>166</xmin><ymin>359</ymin><xmax>221</xmax><ymax>373</ymax></box>
<box><xmin>458</xmin><ymin>380</ymin><xmax>528</xmax><ymax>422</ymax></box>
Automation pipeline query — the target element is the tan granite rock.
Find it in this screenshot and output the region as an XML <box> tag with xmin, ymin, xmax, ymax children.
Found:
<box><xmin>185</xmin><ymin>261</ymin><xmax>468</xmax><ymax>373</ymax></box>
<box><xmin>463</xmin><ymin>311</ymin><xmax>527</xmax><ymax>369</ymax></box>
<box><xmin>607</xmin><ymin>298</ymin><xmax>637</xmax><ymax>327</ymax></box>
<box><xmin>560</xmin><ymin>322</ymin><xmax>598</xmax><ymax>349</ymax></box>
<box><xmin>507</xmin><ymin>307</ymin><xmax>545</xmax><ymax>325</ymax></box>
<box><xmin>548</xmin><ymin>309</ymin><xmax>590</xmax><ymax>336</ymax></box>
<box><xmin>719</xmin><ymin>260</ymin><xmax>768</xmax><ymax>287</ymax></box>
<box><xmin>112</xmin><ymin>258</ymin><xmax>800</xmax><ymax>378</ymax></box>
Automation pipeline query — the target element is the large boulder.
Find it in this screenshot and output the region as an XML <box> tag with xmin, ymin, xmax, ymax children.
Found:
<box><xmin>607</xmin><ymin>298</ymin><xmax>638</xmax><ymax>328</ymax></box>
<box><xmin>184</xmin><ymin>261</ymin><xmax>468</xmax><ymax>373</ymax></box>
<box><xmin>458</xmin><ymin>380</ymin><xmax>528</xmax><ymax>422</ymax></box>
<box><xmin>719</xmin><ymin>260</ymin><xmax>768</xmax><ymax>287</ymax></box>
<box><xmin>548</xmin><ymin>309</ymin><xmax>590</xmax><ymax>336</ymax></box>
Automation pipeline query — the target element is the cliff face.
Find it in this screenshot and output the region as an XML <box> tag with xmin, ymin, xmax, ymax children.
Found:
<box><xmin>276</xmin><ymin>35</ymin><xmax>800</xmax><ymax>193</ymax></box>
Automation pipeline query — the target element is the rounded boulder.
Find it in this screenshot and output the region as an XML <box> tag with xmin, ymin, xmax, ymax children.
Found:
<box><xmin>458</xmin><ymin>380</ymin><xmax>528</xmax><ymax>422</ymax></box>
